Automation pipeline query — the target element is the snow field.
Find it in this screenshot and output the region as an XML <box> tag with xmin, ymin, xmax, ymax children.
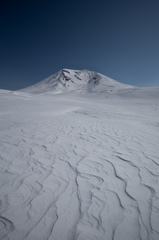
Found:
<box><xmin>0</xmin><ymin>89</ymin><xmax>159</xmax><ymax>240</ymax></box>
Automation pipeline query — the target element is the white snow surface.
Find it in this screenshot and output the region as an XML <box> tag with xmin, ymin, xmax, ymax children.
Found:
<box><xmin>0</xmin><ymin>70</ymin><xmax>159</xmax><ymax>240</ymax></box>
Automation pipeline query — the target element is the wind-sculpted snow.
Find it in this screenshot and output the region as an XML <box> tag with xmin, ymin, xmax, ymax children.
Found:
<box><xmin>0</xmin><ymin>90</ymin><xmax>159</xmax><ymax>240</ymax></box>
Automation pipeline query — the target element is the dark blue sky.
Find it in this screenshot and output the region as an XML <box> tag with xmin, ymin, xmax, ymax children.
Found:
<box><xmin>1</xmin><ymin>0</ymin><xmax>159</xmax><ymax>90</ymax></box>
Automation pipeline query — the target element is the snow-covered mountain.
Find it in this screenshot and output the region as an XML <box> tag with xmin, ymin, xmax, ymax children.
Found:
<box><xmin>19</xmin><ymin>69</ymin><xmax>133</xmax><ymax>94</ymax></box>
<box><xmin>0</xmin><ymin>71</ymin><xmax>159</xmax><ymax>240</ymax></box>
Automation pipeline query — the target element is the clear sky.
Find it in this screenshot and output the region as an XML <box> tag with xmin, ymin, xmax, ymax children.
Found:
<box><xmin>1</xmin><ymin>0</ymin><xmax>159</xmax><ymax>90</ymax></box>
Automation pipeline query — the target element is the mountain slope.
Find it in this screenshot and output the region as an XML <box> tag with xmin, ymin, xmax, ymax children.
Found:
<box><xmin>19</xmin><ymin>69</ymin><xmax>133</xmax><ymax>94</ymax></box>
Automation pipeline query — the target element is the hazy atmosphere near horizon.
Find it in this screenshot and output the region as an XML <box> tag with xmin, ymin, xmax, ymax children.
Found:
<box><xmin>1</xmin><ymin>0</ymin><xmax>159</xmax><ymax>90</ymax></box>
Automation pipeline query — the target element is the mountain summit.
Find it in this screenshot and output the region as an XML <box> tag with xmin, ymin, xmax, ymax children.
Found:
<box><xmin>19</xmin><ymin>69</ymin><xmax>132</xmax><ymax>94</ymax></box>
